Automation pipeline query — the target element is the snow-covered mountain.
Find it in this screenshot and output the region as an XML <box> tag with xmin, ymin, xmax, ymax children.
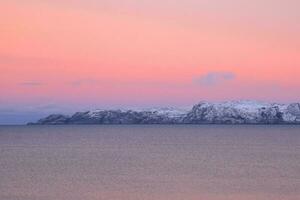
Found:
<box><xmin>29</xmin><ymin>101</ymin><xmax>300</xmax><ymax>125</ymax></box>
<box><xmin>184</xmin><ymin>100</ymin><xmax>300</xmax><ymax>124</ymax></box>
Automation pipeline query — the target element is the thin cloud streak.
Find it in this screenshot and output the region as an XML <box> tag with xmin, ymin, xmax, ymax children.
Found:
<box><xmin>19</xmin><ymin>81</ymin><xmax>45</xmax><ymax>86</ymax></box>
<box><xmin>70</xmin><ymin>79</ymin><xmax>98</xmax><ymax>87</ymax></box>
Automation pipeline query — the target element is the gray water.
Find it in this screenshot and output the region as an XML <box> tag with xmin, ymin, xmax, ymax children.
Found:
<box><xmin>0</xmin><ymin>125</ymin><xmax>299</xmax><ymax>200</ymax></box>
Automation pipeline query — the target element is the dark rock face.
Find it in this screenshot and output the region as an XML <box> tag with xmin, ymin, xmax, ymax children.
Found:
<box><xmin>29</xmin><ymin>101</ymin><xmax>300</xmax><ymax>125</ymax></box>
<box><xmin>258</xmin><ymin>106</ymin><xmax>284</xmax><ymax>124</ymax></box>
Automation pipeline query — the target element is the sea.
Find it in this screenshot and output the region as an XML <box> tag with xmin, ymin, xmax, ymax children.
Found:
<box><xmin>0</xmin><ymin>125</ymin><xmax>299</xmax><ymax>200</ymax></box>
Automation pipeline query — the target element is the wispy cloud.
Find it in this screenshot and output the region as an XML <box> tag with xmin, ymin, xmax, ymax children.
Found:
<box><xmin>70</xmin><ymin>79</ymin><xmax>98</xmax><ymax>87</ymax></box>
<box><xmin>194</xmin><ymin>71</ymin><xmax>236</xmax><ymax>86</ymax></box>
<box><xmin>19</xmin><ymin>81</ymin><xmax>45</xmax><ymax>86</ymax></box>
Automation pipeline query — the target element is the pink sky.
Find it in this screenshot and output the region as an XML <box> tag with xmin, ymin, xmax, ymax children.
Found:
<box><xmin>1</xmin><ymin>0</ymin><xmax>300</xmax><ymax>122</ymax></box>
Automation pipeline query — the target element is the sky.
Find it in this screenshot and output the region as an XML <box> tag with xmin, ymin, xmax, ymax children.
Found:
<box><xmin>1</xmin><ymin>0</ymin><xmax>300</xmax><ymax>124</ymax></box>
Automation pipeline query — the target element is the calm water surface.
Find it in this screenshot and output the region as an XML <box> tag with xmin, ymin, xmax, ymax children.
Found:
<box><xmin>0</xmin><ymin>125</ymin><xmax>299</xmax><ymax>200</ymax></box>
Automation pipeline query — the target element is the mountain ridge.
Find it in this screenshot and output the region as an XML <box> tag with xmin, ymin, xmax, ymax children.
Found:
<box><xmin>28</xmin><ymin>101</ymin><xmax>300</xmax><ymax>125</ymax></box>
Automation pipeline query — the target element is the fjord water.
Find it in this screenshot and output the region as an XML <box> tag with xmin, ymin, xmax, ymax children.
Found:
<box><xmin>0</xmin><ymin>125</ymin><xmax>299</xmax><ymax>200</ymax></box>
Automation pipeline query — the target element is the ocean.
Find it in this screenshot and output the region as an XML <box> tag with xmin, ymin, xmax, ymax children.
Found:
<box><xmin>0</xmin><ymin>125</ymin><xmax>299</xmax><ymax>200</ymax></box>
